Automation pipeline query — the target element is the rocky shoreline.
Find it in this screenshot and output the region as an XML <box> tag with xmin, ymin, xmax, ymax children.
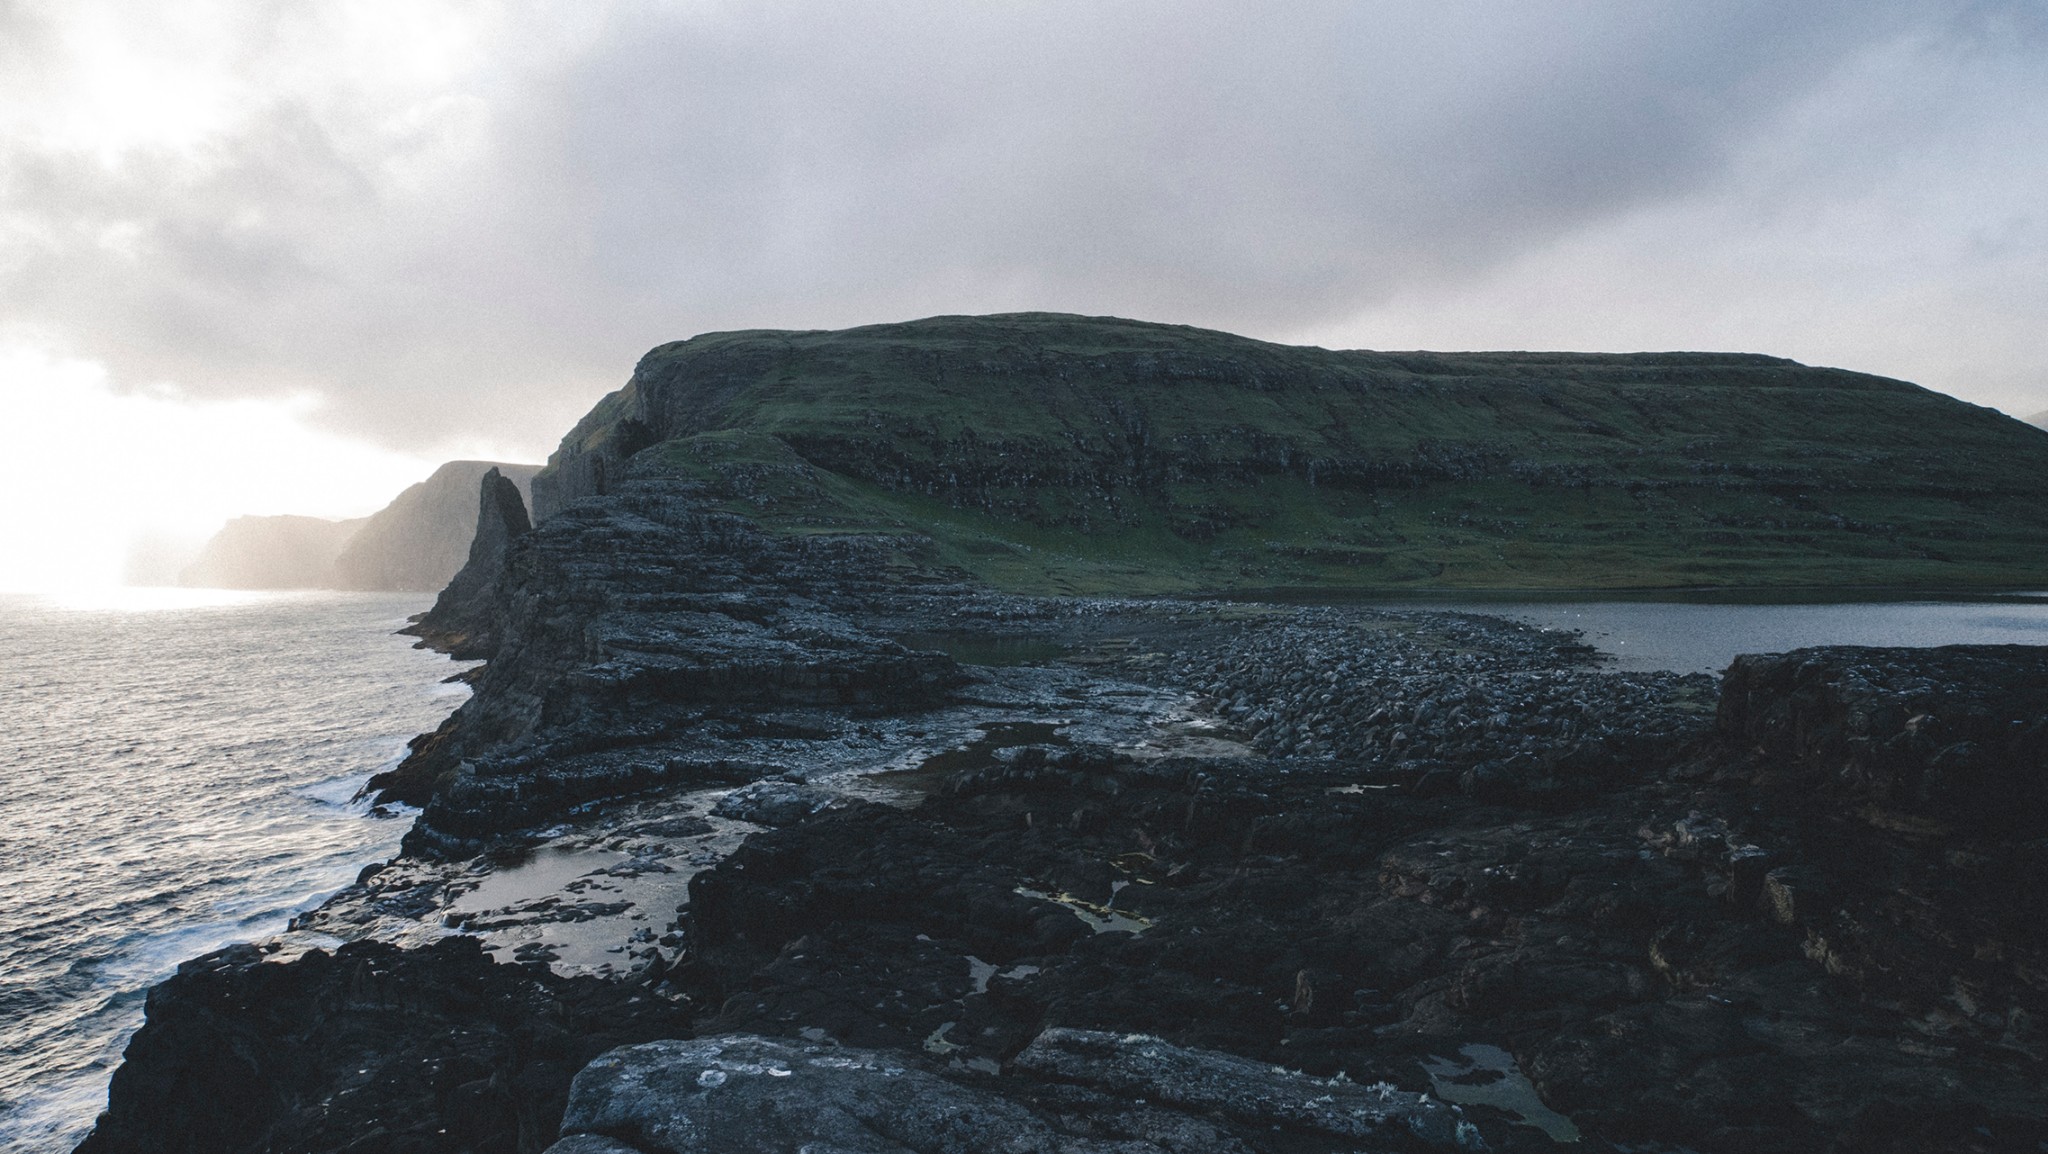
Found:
<box><xmin>75</xmin><ymin>467</ymin><xmax>2048</xmax><ymax>1153</ymax></box>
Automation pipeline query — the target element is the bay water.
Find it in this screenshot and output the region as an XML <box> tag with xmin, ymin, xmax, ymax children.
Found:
<box><xmin>1409</xmin><ymin>594</ymin><xmax>2048</xmax><ymax>673</ymax></box>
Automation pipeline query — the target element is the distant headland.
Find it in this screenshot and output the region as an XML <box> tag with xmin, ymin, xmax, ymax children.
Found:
<box><xmin>527</xmin><ymin>312</ymin><xmax>2048</xmax><ymax>594</ymax></box>
<box><xmin>180</xmin><ymin>460</ymin><xmax>541</xmax><ymax>592</ymax></box>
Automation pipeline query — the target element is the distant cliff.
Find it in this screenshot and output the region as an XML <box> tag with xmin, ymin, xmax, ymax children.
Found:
<box><xmin>180</xmin><ymin>461</ymin><xmax>539</xmax><ymax>591</ymax></box>
<box><xmin>528</xmin><ymin>312</ymin><xmax>2048</xmax><ymax>592</ymax></box>
<box><xmin>332</xmin><ymin>461</ymin><xmax>539</xmax><ymax>591</ymax></box>
<box><xmin>178</xmin><ymin>515</ymin><xmax>366</xmax><ymax>590</ymax></box>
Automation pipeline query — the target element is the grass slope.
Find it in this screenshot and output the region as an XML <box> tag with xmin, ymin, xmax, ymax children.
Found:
<box><xmin>540</xmin><ymin>313</ymin><xmax>2048</xmax><ymax>595</ymax></box>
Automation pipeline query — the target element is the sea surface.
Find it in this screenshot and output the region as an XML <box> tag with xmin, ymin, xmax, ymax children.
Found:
<box><xmin>0</xmin><ymin>590</ymin><xmax>466</xmax><ymax>1154</ymax></box>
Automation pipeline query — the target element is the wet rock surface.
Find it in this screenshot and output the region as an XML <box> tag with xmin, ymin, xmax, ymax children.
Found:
<box><xmin>81</xmin><ymin>467</ymin><xmax>2048</xmax><ymax>1153</ymax></box>
<box><xmin>366</xmin><ymin>473</ymin><xmax>968</xmax><ymax>835</ymax></box>
<box><xmin>663</xmin><ymin>648</ymin><xmax>2046</xmax><ymax>1151</ymax></box>
<box><xmin>75</xmin><ymin>937</ymin><xmax>688</xmax><ymax>1154</ymax></box>
<box><xmin>552</xmin><ymin>1030</ymin><xmax>1477</xmax><ymax>1154</ymax></box>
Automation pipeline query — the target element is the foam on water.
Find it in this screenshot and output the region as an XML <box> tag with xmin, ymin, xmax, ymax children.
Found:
<box><xmin>0</xmin><ymin>591</ymin><xmax>467</xmax><ymax>1153</ymax></box>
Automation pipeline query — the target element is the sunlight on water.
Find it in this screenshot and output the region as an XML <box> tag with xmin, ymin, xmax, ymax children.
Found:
<box><xmin>0</xmin><ymin>591</ymin><xmax>468</xmax><ymax>1154</ymax></box>
<box><xmin>31</xmin><ymin>585</ymin><xmax>298</xmax><ymax>613</ymax></box>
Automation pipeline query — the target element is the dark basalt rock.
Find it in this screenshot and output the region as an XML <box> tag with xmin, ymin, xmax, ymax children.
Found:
<box><xmin>1165</xmin><ymin>609</ymin><xmax>1715</xmax><ymax>801</ymax></box>
<box><xmin>555</xmin><ymin>1034</ymin><xmax>1148</xmax><ymax>1154</ymax></box>
<box><xmin>88</xmin><ymin>590</ymin><xmax>2048</xmax><ymax>1152</ymax></box>
<box><xmin>542</xmin><ymin>1139</ymin><xmax>639</xmax><ymax>1154</ymax></box>
<box><xmin>1717</xmin><ymin>644</ymin><xmax>2048</xmax><ymax>829</ymax></box>
<box><xmin>710</xmin><ymin>778</ymin><xmax>837</xmax><ymax>826</ymax></box>
<box><xmin>1010</xmin><ymin>1027</ymin><xmax>1477</xmax><ymax>1147</ymax></box>
<box><xmin>550</xmin><ymin>1031</ymin><xmax>1478</xmax><ymax>1153</ymax></box>
<box><xmin>76</xmin><ymin>936</ymin><xmax>688</xmax><ymax>1154</ymax></box>
<box><xmin>369</xmin><ymin>471</ymin><xmax>966</xmax><ymax>830</ymax></box>
<box><xmin>658</xmin><ymin>637</ymin><xmax>2048</xmax><ymax>1151</ymax></box>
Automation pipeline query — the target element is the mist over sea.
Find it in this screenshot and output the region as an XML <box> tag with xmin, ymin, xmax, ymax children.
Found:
<box><xmin>0</xmin><ymin>591</ymin><xmax>466</xmax><ymax>1154</ymax></box>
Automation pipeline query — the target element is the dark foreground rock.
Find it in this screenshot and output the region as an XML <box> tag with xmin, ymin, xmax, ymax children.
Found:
<box><xmin>550</xmin><ymin>1030</ymin><xmax>1478</xmax><ymax>1154</ymax></box>
<box><xmin>366</xmin><ymin>469</ymin><xmax>966</xmax><ymax>832</ymax></box>
<box><xmin>656</xmin><ymin>645</ymin><xmax>2047</xmax><ymax>1152</ymax></box>
<box><xmin>1718</xmin><ymin>644</ymin><xmax>2048</xmax><ymax>830</ymax></box>
<box><xmin>76</xmin><ymin>937</ymin><xmax>687</xmax><ymax>1154</ymax></box>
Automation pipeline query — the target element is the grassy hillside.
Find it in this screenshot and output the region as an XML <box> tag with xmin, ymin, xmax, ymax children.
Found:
<box><xmin>533</xmin><ymin>313</ymin><xmax>2048</xmax><ymax>595</ymax></box>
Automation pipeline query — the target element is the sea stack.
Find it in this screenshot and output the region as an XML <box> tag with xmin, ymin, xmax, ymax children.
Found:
<box><xmin>331</xmin><ymin>461</ymin><xmax>541</xmax><ymax>592</ymax></box>
<box><xmin>403</xmin><ymin>466</ymin><xmax>532</xmax><ymax>660</ymax></box>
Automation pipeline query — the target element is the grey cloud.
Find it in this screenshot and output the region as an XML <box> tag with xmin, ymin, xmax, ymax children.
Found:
<box><xmin>0</xmin><ymin>0</ymin><xmax>2033</xmax><ymax>452</ymax></box>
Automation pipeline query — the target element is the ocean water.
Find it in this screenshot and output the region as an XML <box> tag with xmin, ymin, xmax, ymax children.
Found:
<box><xmin>0</xmin><ymin>589</ymin><xmax>468</xmax><ymax>1154</ymax></box>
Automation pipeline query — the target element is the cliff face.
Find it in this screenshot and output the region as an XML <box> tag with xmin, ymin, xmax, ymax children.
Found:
<box><xmin>1717</xmin><ymin>644</ymin><xmax>2048</xmax><ymax>832</ymax></box>
<box><xmin>333</xmin><ymin>461</ymin><xmax>541</xmax><ymax>592</ymax></box>
<box><xmin>178</xmin><ymin>515</ymin><xmax>365</xmax><ymax>589</ymax></box>
<box><xmin>528</xmin><ymin>313</ymin><xmax>2048</xmax><ymax>593</ymax></box>
<box><xmin>371</xmin><ymin>463</ymin><xmax>963</xmax><ymax>848</ymax></box>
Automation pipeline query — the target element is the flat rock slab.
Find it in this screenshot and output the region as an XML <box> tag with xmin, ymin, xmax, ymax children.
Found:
<box><xmin>1012</xmin><ymin>1028</ymin><xmax>1477</xmax><ymax>1148</ymax></box>
<box><xmin>545</xmin><ymin>1138</ymin><xmax>644</xmax><ymax>1154</ymax></box>
<box><xmin>561</xmin><ymin>1034</ymin><xmax>1130</xmax><ymax>1153</ymax></box>
<box><xmin>559</xmin><ymin>1031</ymin><xmax>1480</xmax><ymax>1154</ymax></box>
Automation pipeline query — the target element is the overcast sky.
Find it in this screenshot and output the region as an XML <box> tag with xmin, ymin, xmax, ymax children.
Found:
<box><xmin>2</xmin><ymin>1</ymin><xmax>2045</xmax><ymax>587</ymax></box>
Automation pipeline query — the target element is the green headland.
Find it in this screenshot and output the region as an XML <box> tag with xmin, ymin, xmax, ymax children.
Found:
<box><xmin>533</xmin><ymin>313</ymin><xmax>2048</xmax><ymax>596</ymax></box>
